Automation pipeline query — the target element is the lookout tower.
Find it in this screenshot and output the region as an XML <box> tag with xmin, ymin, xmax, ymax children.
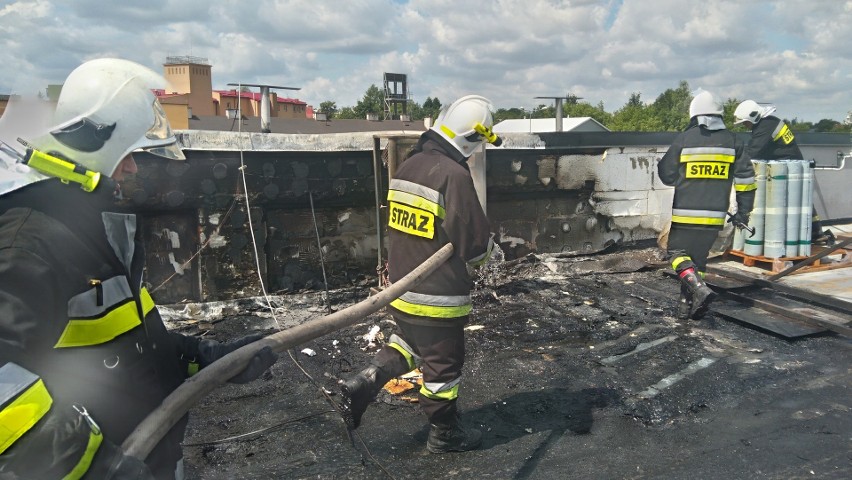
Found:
<box><xmin>383</xmin><ymin>73</ymin><xmax>408</xmax><ymax>120</ymax></box>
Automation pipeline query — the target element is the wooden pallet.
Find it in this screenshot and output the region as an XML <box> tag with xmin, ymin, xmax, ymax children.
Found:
<box><xmin>725</xmin><ymin>245</ymin><xmax>850</xmax><ymax>275</ymax></box>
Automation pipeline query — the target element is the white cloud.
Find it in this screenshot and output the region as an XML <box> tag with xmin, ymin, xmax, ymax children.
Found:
<box><xmin>0</xmin><ymin>0</ymin><xmax>849</xmax><ymax>122</ymax></box>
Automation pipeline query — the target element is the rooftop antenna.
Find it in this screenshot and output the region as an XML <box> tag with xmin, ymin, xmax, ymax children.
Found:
<box><xmin>227</xmin><ymin>83</ymin><xmax>301</xmax><ymax>133</ymax></box>
<box><xmin>534</xmin><ymin>94</ymin><xmax>583</xmax><ymax>132</ymax></box>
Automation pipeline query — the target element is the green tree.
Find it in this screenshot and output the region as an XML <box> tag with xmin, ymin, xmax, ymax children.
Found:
<box><xmin>422</xmin><ymin>97</ymin><xmax>443</xmax><ymax>120</ymax></box>
<box><xmin>650</xmin><ymin>80</ymin><xmax>691</xmax><ymax>131</ymax></box>
<box><xmin>319</xmin><ymin>100</ymin><xmax>337</xmax><ymax>119</ymax></box>
<box><xmin>610</xmin><ymin>93</ymin><xmax>664</xmax><ymax>131</ymax></box>
<box><xmin>336</xmin><ymin>106</ymin><xmax>358</xmax><ymax>119</ymax></box>
<box><xmin>494</xmin><ymin>107</ymin><xmax>526</xmax><ymax>122</ymax></box>
<box><xmin>405</xmin><ymin>100</ymin><xmax>424</xmax><ymax>120</ymax></box>
<box><xmin>531</xmin><ymin>103</ymin><xmax>555</xmax><ymax>119</ymax></box>
<box><xmin>353</xmin><ymin>84</ymin><xmax>384</xmax><ymax>119</ymax></box>
<box><xmin>814</xmin><ymin>118</ymin><xmax>841</xmax><ymax>132</ymax></box>
<box><xmin>564</xmin><ymin>101</ymin><xmax>613</xmax><ymax>126</ymax></box>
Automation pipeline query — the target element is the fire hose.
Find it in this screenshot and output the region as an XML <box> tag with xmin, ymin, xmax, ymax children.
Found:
<box><xmin>122</xmin><ymin>243</ymin><xmax>454</xmax><ymax>460</ymax></box>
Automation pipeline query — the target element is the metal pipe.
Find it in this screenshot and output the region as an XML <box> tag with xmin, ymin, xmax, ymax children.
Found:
<box><xmin>122</xmin><ymin>243</ymin><xmax>455</xmax><ymax>460</ymax></box>
<box><xmin>259</xmin><ymin>86</ymin><xmax>271</xmax><ymax>133</ymax></box>
<box><xmin>555</xmin><ymin>98</ymin><xmax>564</xmax><ymax>132</ymax></box>
<box><xmin>371</xmin><ymin>136</ymin><xmax>384</xmax><ymax>287</ymax></box>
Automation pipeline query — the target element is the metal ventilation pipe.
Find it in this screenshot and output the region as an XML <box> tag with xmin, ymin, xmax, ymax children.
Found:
<box><xmin>259</xmin><ymin>86</ymin><xmax>271</xmax><ymax>133</ymax></box>
<box><xmin>227</xmin><ymin>83</ymin><xmax>301</xmax><ymax>134</ymax></box>
<box><xmin>555</xmin><ymin>98</ymin><xmax>564</xmax><ymax>132</ymax></box>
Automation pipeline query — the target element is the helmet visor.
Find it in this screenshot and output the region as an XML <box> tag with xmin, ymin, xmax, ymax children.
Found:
<box><xmin>139</xmin><ymin>99</ymin><xmax>185</xmax><ymax>160</ymax></box>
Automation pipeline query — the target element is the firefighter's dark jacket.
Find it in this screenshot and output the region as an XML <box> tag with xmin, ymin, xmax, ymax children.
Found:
<box><xmin>386</xmin><ymin>130</ymin><xmax>494</xmax><ymax>325</ymax></box>
<box><xmin>658</xmin><ymin>117</ymin><xmax>757</xmax><ymax>228</ymax></box>
<box><xmin>744</xmin><ymin>115</ymin><xmax>804</xmax><ymax>161</ymax></box>
<box><xmin>0</xmin><ymin>179</ymin><xmax>201</xmax><ymax>479</ymax></box>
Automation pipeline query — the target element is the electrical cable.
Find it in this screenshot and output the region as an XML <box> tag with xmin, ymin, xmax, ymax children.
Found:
<box><xmin>229</xmin><ymin>85</ymin><xmax>394</xmax><ymax>478</ymax></box>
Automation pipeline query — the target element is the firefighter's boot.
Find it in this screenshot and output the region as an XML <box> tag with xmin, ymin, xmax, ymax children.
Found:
<box><xmin>426</xmin><ymin>415</ymin><xmax>483</xmax><ymax>454</ymax></box>
<box><xmin>677</xmin><ymin>284</ymin><xmax>692</xmax><ymax>320</ymax></box>
<box><xmin>339</xmin><ymin>364</ymin><xmax>391</xmax><ymax>429</ymax></box>
<box><xmin>679</xmin><ymin>268</ymin><xmax>716</xmax><ymax>320</ymax></box>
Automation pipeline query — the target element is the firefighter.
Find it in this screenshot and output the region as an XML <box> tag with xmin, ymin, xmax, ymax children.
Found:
<box><xmin>733</xmin><ymin>100</ymin><xmax>803</xmax><ymax>161</ymax></box>
<box><xmin>659</xmin><ymin>91</ymin><xmax>757</xmax><ymax>320</ymax></box>
<box><xmin>339</xmin><ymin>95</ymin><xmax>499</xmax><ymax>453</ymax></box>
<box><xmin>733</xmin><ymin>100</ymin><xmax>828</xmax><ymax>243</ymax></box>
<box><xmin>0</xmin><ymin>58</ymin><xmax>277</xmax><ymax>479</ymax></box>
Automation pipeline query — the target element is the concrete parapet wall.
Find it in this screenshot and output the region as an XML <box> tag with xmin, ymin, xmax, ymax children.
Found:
<box><xmin>132</xmin><ymin>130</ymin><xmax>847</xmax><ymax>302</ymax></box>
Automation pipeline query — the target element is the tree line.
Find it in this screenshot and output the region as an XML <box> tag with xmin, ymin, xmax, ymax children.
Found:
<box><xmin>317</xmin><ymin>80</ymin><xmax>851</xmax><ymax>133</ymax></box>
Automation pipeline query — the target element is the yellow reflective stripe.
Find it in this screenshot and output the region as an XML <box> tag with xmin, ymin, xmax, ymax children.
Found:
<box><xmin>439</xmin><ymin>124</ymin><xmax>456</xmax><ymax>139</ymax></box>
<box><xmin>420</xmin><ymin>383</ymin><xmax>458</xmax><ymax>401</ymax></box>
<box><xmin>388</xmin><ymin>190</ymin><xmax>446</xmax><ymax>219</ymax></box>
<box><xmin>55</xmin><ymin>289</ymin><xmax>153</xmax><ymax>348</ymax></box>
<box><xmin>0</xmin><ymin>379</ymin><xmax>52</xmax><ymax>455</ymax></box>
<box><xmin>187</xmin><ymin>362</ymin><xmax>200</xmax><ymax>376</ymax></box>
<box><xmin>773</xmin><ymin>123</ymin><xmax>795</xmax><ymax>144</ymax></box>
<box><xmin>671</xmin><ymin>256</ymin><xmax>691</xmax><ymax>270</ymax></box>
<box><xmin>62</xmin><ymin>428</ymin><xmax>103</xmax><ymax>480</ymax></box>
<box><xmin>390</xmin><ymin>298</ymin><xmax>472</xmax><ymax>318</ymax></box>
<box><xmin>680</xmin><ymin>153</ymin><xmax>735</xmax><ymax>163</ymax></box>
<box><xmin>671</xmin><ymin>215</ymin><xmax>725</xmax><ymax>226</ymax></box>
<box><xmin>139</xmin><ymin>287</ymin><xmax>155</xmax><ymax>315</ymax></box>
<box><xmin>388</xmin><ymin>342</ymin><xmax>417</xmax><ymax>371</ymax></box>
<box><xmin>734</xmin><ymin>182</ymin><xmax>757</xmax><ymax>191</ymax></box>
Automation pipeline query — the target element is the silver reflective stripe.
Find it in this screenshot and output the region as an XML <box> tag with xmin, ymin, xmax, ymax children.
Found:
<box><xmin>67</xmin><ymin>276</ymin><xmax>133</xmax><ymax>318</ymax></box>
<box><xmin>771</xmin><ymin>121</ymin><xmax>784</xmax><ymax>139</ymax></box>
<box><xmin>424</xmin><ymin>376</ymin><xmax>461</xmax><ymax>394</ymax></box>
<box><xmin>734</xmin><ymin>176</ymin><xmax>756</xmax><ymax>184</ymax></box>
<box><xmin>468</xmin><ymin>236</ymin><xmax>495</xmax><ymax>266</ymax></box>
<box><xmin>399</xmin><ymin>291</ymin><xmax>471</xmax><ymax>307</ymax></box>
<box><xmin>388</xmin><ymin>334</ymin><xmax>421</xmax><ymax>363</ymax></box>
<box><xmin>671</xmin><ymin>209</ymin><xmax>726</xmax><ymax>218</ymax></box>
<box><xmin>102</xmin><ymin>212</ymin><xmax>137</xmax><ymax>272</ymax></box>
<box><xmin>681</xmin><ymin>147</ymin><xmax>736</xmax><ymax>156</ymax></box>
<box><xmin>389</xmin><ymin>179</ymin><xmax>444</xmax><ymax>208</ymax></box>
<box><xmin>0</xmin><ymin>363</ymin><xmax>37</xmax><ymax>406</ymax></box>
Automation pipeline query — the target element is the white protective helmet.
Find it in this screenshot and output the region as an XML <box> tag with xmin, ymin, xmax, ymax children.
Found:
<box><xmin>733</xmin><ymin>99</ymin><xmax>776</xmax><ymax>125</ymax></box>
<box><xmin>32</xmin><ymin>58</ymin><xmax>185</xmax><ymax>177</ymax></box>
<box><xmin>431</xmin><ymin>94</ymin><xmax>502</xmax><ymax>158</ymax></box>
<box><xmin>689</xmin><ymin>91</ymin><xmax>723</xmax><ymax>118</ymax></box>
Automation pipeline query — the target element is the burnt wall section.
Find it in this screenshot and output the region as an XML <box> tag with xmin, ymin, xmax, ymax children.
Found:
<box><xmin>139</xmin><ymin>211</ymin><xmax>200</xmax><ymax>304</ymax></box>
<box><xmin>266</xmin><ymin>207</ymin><xmax>380</xmax><ymax>293</ymax></box>
<box><xmin>123</xmin><ymin>149</ymin><xmax>383</xmax><ymax>302</ymax></box>
<box><xmin>122</xmin><ymin>131</ymin><xmax>850</xmax><ymax>302</ymax></box>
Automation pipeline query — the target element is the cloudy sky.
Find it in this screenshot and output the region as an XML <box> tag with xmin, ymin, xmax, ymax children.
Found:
<box><xmin>1</xmin><ymin>0</ymin><xmax>850</xmax><ymax>123</ymax></box>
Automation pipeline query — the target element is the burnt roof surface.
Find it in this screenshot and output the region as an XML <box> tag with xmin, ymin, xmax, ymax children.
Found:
<box><xmin>168</xmin><ymin>244</ymin><xmax>852</xmax><ymax>479</ymax></box>
<box><xmin>189</xmin><ymin>115</ymin><xmax>428</xmax><ymax>134</ymax></box>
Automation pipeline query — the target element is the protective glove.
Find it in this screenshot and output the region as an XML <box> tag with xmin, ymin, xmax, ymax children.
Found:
<box><xmin>727</xmin><ymin>211</ymin><xmax>750</xmax><ymax>229</ymax></box>
<box><xmin>198</xmin><ymin>333</ymin><xmax>278</xmax><ymax>384</ymax></box>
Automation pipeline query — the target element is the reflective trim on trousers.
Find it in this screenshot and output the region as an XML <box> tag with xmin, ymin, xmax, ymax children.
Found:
<box><xmin>0</xmin><ymin>364</ymin><xmax>53</xmax><ymax>455</ymax></box>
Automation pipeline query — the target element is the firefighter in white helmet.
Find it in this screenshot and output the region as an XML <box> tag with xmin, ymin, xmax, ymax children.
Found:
<box><xmin>0</xmin><ymin>58</ymin><xmax>276</xmax><ymax>479</ymax></box>
<box><xmin>732</xmin><ymin>100</ymin><xmax>831</xmax><ymax>242</ymax></box>
<box><xmin>659</xmin><ymin>91</ymin><xmax>757</xmax><ymax>320</ymax></box>
<box><xmin>340</xmin><ymin>95</ymin><xmax>500</xmax><ymax>453</ymax></box>
<box><xmin>733</xmin><ymin>100</ymin><xmax>803</xmax><ymax>161</ymax></box>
